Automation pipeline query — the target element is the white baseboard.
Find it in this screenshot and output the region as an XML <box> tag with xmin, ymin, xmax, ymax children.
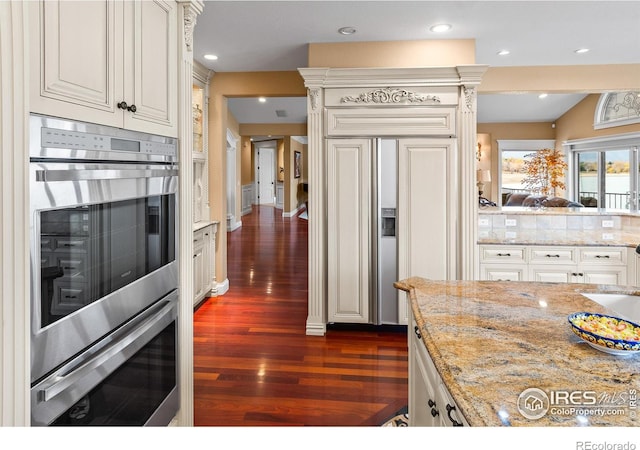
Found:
<box><xmin>282</xmin><ymin>205</ymin><xmax>302</xmax><ymax>218</ymax></box>
<box><xmin>228</xmin><ymin>220</ymin><xmax>242</xmax><ymax>231</ymax></box>
<box><xmin>213</xmin><ymin>278</ymin><xmax>229</xmax><ymax>296</ymax></box>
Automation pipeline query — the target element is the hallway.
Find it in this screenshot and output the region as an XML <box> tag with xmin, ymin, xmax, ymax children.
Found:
<box><xmin>193</xmin><ymin>205</ymin><xmax>408</xmax><ymax>426</ymax></box>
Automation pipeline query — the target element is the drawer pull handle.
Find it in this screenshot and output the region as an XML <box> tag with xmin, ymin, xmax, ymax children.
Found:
<box><xmin>120</xmin><ymin>270</ymin><xmax>132</xmax><ymax>278</ymax></box>
<box><xmin>595</xmin><ymin>255</ymin><xmax>610</xmax><ymax>259</ymax></box>
<box><xmin>545</xmin><ymin>254</ymin><xmax>560</xmax><ymax>258</ymax></box>
<box><xmin>428</xmin><ymin>399</ymin><xmax>439</xmax><ymax>417</ymax></box>
<box><xmin>414</xmin><ymin>325</ymin><xmax>422</xmax><ymax>340</ymax></box>
<box><xmin>497</xmin><ymin>253</ymin><xmax>511</xmax><ymax>257</ymax></box>
<box><xmin>446</xmin><ymin>404</ymin><xmax>463</xmax><ymax>426</ymax></box>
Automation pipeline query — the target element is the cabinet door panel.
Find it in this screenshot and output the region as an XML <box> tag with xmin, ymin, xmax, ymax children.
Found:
<box><xmin>125</xmin><ymin>0</ymin><xmax>177</xmax><ymax>135</ymax></box>
<box><xmin>398</xmin><ymin>139</ymin><xmax>455</xmax><ymax>281</ymax></box>
<box><xmin>529</xmin><ymin>266</ymin><xmax>573</xmax><ymax>283</ymax></box>
<box><xmin>582</xmin><ymin>269</ymin><xmax>625</xmax><ymax>285</ymax></box>
<box><xmin>30</xmin><ymin>0</ymin><xmax>122</xmax><ymax>126</ymax></box>
<box><xmin>327</xmin><ymin>139</ymin><xmax>371</xmax><ymax>323</ymax></box>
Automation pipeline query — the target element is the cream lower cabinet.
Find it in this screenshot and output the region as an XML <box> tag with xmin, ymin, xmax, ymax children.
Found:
<box><xmin>193</xmin><ymin>223</ymin><xmax>218</xmax><ymax>307</ymax></box>
<box><xmin>29</xmin><ymin>0</ymin><xmax>177</xmax><ymax>137</ymax></box>
<box><xmin>409</xmin><ymin>309</ymin><xmax>469</xmax><ymax>427</ymax></box>
<box><xmin>479</xmin><ymin>245</ymin><xmax>629</xmax><ymax>285</ymax></box>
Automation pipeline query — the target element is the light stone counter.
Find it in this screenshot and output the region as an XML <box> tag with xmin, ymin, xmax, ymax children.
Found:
<box><xmin>395</xmin><ymin>277</ymin><xmax>640</xmax><ymax>427</ymax></box>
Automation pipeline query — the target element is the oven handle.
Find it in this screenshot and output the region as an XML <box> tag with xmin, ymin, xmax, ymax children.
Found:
<box><xmin>35</xmin><ymin>168</ymin><xmax>178</xmax><ymax>182</ymax></box>
<box><xmin>40</xmin><ymin>298</ymin><xmax>176</xmax><ymax>402</ymax></box>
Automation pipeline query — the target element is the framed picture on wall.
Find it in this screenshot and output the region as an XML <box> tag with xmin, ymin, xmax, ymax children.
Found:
<box><xmin>294</xmin><ymin>151</ymin><xmax>301</xmax><ymax>178</ymax></box>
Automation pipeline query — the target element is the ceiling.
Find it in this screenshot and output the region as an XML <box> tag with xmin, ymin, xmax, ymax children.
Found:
<box><xmin>193</xmin><ymin>1</ymin><xmax>640</xmax><ymax>126</ymax></box>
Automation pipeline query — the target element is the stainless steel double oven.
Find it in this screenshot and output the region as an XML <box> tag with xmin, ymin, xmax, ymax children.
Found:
<box><xmin>29</xmin><ymin>114</ymin><xmax>179</xmax><ymax>426</ymax></box>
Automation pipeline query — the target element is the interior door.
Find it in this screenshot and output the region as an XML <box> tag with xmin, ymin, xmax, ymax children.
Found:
<box><xmin>256</xmin><ymin>146</ymin><xmax>275</xmax><ymax>205</ymax></box>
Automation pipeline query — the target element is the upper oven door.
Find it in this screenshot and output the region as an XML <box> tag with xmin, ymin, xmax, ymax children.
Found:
<box><xmin>30</xmin><ymin>161</ymin><xmax>178</xmax><ymax>384</ymax></box>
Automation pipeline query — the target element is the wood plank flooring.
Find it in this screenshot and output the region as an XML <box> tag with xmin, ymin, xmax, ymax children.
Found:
<box><xmin>193</xmin><ymin>205</ymin><xmax>408</xmax><ymax>426</ymax></box>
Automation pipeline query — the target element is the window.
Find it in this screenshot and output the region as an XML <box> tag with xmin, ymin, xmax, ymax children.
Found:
<box><xmin>497</xmin><ymin>140</ymin><xmax>555</xmax><ymax>205</ymax></box>
<box><xmin>594</xmin><ymin>91</ymin><xmax>640</xmax><ymax>130</ymax></box>
<box><xmin>565</xmin><ymin>134</ymin><xmax>640</xmax><ymax>211</ymax></box>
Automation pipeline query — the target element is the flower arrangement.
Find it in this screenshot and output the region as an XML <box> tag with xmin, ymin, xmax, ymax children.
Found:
<box><xmin>522</xmin><ymin>148</ymin><xmax>568</xmax><ymax>196</ymax></box>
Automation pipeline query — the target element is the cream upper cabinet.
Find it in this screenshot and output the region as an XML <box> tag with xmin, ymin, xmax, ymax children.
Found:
<box><xmin>30</xmin><ymin>0</ymin><xmax>177</xmax><ymax>137</ymax></box>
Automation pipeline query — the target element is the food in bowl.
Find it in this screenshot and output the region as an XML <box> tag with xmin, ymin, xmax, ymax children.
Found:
<box><xmin>572</xmin><ymin>314</ymin><xmax>640</xmax><ymax>341</ymax></box>
<box><xmin>567</xmin><ymin>312</ymin><xmax>640</xmax><ymax>354</ymax></box>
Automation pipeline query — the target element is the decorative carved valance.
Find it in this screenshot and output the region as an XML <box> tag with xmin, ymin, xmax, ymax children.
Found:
<box><xmin>341</xmin><ymin>88</ymin><xmax>440</xmax><ymax>105</ymax></box>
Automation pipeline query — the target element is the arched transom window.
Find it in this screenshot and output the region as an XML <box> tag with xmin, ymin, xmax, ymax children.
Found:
<box><xmin>594</xmin><ymin>91</ymin><xmax>640</xmax><ymax>130</ymax></box>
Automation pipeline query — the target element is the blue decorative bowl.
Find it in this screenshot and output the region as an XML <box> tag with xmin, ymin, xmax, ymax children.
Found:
<box><xmin>567</xmin><ymin>312</ymin><xmax>640</xmax><ymax>356</ymax></box>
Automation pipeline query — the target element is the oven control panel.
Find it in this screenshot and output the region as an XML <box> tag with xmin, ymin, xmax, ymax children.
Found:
<box><xmin>30</xmin><ymin>114</ymin><xmax>178</xmax><ymax>162</ymax></box>
<box><xmin>41</xmin><ymin>128</ymin><xmax>177</xmax><ymax>157</ymax></box>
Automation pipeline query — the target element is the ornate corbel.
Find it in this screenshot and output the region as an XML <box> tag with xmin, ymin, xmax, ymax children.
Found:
<box><xmin>183</xmin><ymin>7</ymin><xmax>197</xmax><ymax>52</ymax></box>
<box><xmin>309</xmin><ymin>88</ymin><xmax>320</xmax><ymax>112</ymax></box>
<box><xmin>463</xmin><ymin>86</ymin><xmax>477</xmax><ymax>112</ymax></box>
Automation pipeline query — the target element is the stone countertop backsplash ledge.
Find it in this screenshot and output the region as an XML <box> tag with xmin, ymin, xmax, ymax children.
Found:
<box><xmin>478</xmin><ymin>208</ymin><xmax>640</xmax><ymax>247</ymax></box>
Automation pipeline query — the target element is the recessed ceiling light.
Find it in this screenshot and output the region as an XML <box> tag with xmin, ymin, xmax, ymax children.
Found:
<box><xmin>575</xmin><ymin>48</ymin><xmax>590</xmax><ymax>54</ymax></box>
<box><xmin>203</xmin><ymin>54</ymin><xmax>218</xmax><ymax>61</ymax></box>
<box><xmin>338</xmin><ymin>26</ymin><xmax>356</xmax><ymax>35</ymax></box>
<box><xmin>538</xmin><ymin>93</ymin><xmax>548</xmax><ymax>99</ymax></box>
<box><xmin>497</xmin><ymin>50</ymin><xmax>510</xmax><ymax>56</ymax></box>
<box><xmin>430</xmin><ymin>23</ymin><xmax>452</xmax><ymax>33</ymax></box>
<box><xmin>258</xmin><ymin>97</ymin><xmax>267</xmax><ymax>103</ymax></box>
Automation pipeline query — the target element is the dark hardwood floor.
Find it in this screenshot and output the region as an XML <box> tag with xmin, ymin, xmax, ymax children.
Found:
<box><xmin>193</xmin><ymin>205</ymin><xmax>408</xmax><ymax>426</ymax></box>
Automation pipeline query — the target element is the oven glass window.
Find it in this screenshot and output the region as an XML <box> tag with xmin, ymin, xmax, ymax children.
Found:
<box><xmin>51</xmin><ymin>321</ymin><xmax>176</xmax><ymax>426</ymax></box>
<box><xmin>39</xmin><ymin>194</ymin><xmax>175</xmax><ymax>328</ymax></box>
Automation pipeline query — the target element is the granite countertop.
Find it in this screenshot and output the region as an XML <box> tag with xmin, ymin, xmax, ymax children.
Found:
<box><xmin>193</xmin><ymin>220</ymin><xmax>220</xmax><ymax>232</ymax></box>
<box><xmin>478</xmin><ymin>229</ymin><xmax>639</xmax><ymax>247</ymax></box>
<box><xmin>395</xmin><ymin>277</ymin><xmax>640</xmax><ymax>427</ymax></box>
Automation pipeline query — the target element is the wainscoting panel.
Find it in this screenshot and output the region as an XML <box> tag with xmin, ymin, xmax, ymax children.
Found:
<box><xmin>241</xmin><ymin>184</ymin><xmax>254</xmax><ymax>215</ymax></box>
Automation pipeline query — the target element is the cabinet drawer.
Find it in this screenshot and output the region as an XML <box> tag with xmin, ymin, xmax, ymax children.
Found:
<box><xmin>529</xmin><ymin>247</ymin><xmax>576</xmax><ymax>264</ymax></box>
<box><xmin>579</xmin><ymin>247</ymin><xmax>626</xmax><ymax>265</ymax></box>
<box><xmin>481</xmin><ymin>265</ymin><xmax>526</xmax><ymax>281</ymax></box>
<box><xmin>193</xmin><ymin>229</ymin><xmax>205</xmax><ymax>246</ymax></box>
<box><xmin>479</xmin><ymin>246</ymin><xmax>526</xmax><ymax>263</ymax></box>
<box><xmin>437</xmin><ymin>382</ymin><xmax>469</xmax><ymax>427</ymax></box>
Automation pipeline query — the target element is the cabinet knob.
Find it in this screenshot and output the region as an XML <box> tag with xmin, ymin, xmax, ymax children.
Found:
<box><xmin>431</xmin><ymin>407</ymin><xmax>439</xmax><ymax>417</ymax></box>
<box><xmin>117</xmin><ymin>101</ymin><xmax>137</xmax><ymax>113</ymax></box>
<box><xmin>446</xmin><ymin>404</ymin><xmax>463</xmax><ymax>426</ymax></box>
<box><xmin>414</xmin><ymin>325</ymin><xmax>422</xmax><ymax>340</ymax></box>
<box><xmin>428</xmin><ymin>399</ymin><xmax>436</xmax><ymax>408</ymax></box>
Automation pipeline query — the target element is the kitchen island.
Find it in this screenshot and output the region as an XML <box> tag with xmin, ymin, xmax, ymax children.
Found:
<box><xmin>395</xmin><ymin>277</ymin><xmax>640</xmax><ymax>426</ymax></box>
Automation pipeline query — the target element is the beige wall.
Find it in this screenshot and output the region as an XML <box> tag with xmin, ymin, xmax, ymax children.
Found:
<box><xmin>555</xmin><ymin>93</ymin><xmax>640</xmax><ymax>143</ymax></box>
<box><xmin>308</xmin><ymin>39</ymin><xmax>475</xmax><ymax>67</ymax></box>
<box><xmin>479</xmin><ymin>64</ymin><xmax>640</xmax><ymax>93</ymax></box>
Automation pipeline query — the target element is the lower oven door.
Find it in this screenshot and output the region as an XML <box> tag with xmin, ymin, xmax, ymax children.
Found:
<box><xmin>31</xmin><ymin>290</ymin><xmax>179</xmax><ymax>426</ymax></box>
